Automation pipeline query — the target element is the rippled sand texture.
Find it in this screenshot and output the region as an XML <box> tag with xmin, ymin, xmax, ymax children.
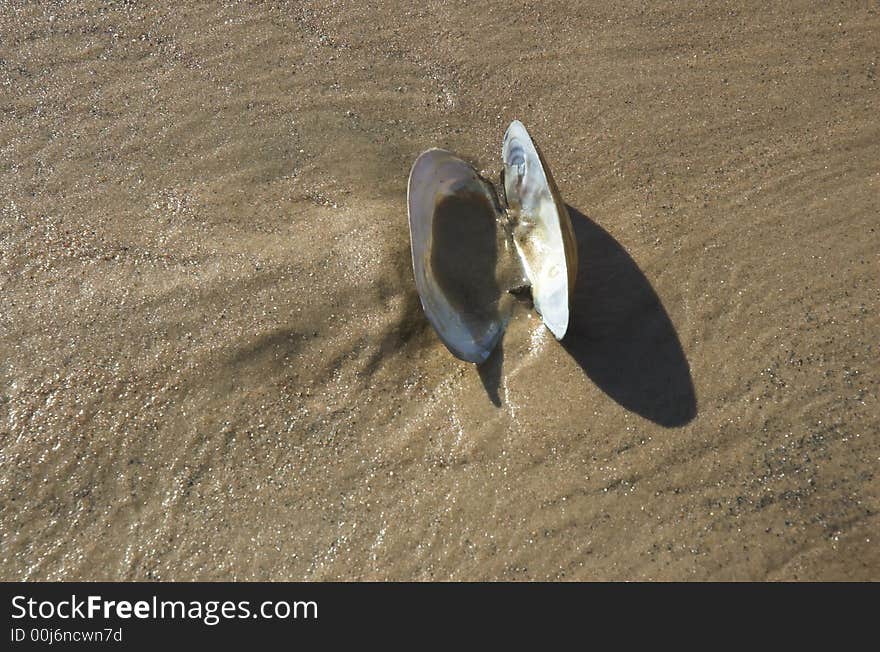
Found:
<box><xmin>2</xmin><ymin>2</ymin><xmax>878</xmax><ymax>580</ymax></box>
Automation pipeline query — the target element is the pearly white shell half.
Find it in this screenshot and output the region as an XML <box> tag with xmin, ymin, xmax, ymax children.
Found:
<box><xmin>501</xmin><ymin>120</ymin><xmax>578</xmax><ymax>340</ymax></box>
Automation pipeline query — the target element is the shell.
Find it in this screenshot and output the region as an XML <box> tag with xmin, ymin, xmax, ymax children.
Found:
<box><xmin>406</xmin><ymin>123</ymin><xmax>577</xmax><ymax>362</ymax></box>
<box><xmin>407</xmin><ymin>149</ymin><xmax>511</xmax><ymax>363</ymax></box>
<box><xmin>501</xmin><ymin>120</ymin><xmax>578</xmax><ymax>339</ymax></box>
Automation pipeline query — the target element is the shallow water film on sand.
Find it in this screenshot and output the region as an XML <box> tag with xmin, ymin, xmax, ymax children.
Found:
<box><xmin>1</xmin><ymin>1</ymin><xmax>877</xmax><ymax>580</ymax></box>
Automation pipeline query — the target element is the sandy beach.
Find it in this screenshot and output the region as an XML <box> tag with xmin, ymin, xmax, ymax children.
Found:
<box><xmin>1</xmin><ymin>1</ymin><xmax>877</xmax><ymax>580</ymax></box>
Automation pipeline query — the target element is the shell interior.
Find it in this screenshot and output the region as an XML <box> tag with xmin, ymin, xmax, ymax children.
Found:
<box><xmin>407</xmin><ymin>149</ymin><xmax>513</xmax><ymax>363</ymax></box>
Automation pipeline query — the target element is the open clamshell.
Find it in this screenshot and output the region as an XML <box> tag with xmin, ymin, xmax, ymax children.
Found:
<box><xmin>407</xmin><ymin>121</ymin><xmax>577</xmax><ymax>363</ymax></box>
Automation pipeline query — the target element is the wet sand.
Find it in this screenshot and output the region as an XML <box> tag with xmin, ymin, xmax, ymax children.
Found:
<box><xmin>1</xmin><ymin>1</ymin><xmax>878</xmax><ymax>580</ymax></box>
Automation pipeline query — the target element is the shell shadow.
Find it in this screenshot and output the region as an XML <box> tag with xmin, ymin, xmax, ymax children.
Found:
<box><xmin>477</xmin><ymin>339</ymin><xmax>503</xmax><ymax>407</ymax></box>
<box><xmin>562</xmin><ymin>206</ymin><xmax>696</xmax><ymax>427</ymax></box>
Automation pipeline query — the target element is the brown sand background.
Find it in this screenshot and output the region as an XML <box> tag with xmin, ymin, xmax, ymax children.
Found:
<box><xmin>1</xmin><ymin>1</ymin><xmax>878</xmax><ymax>580</ymax></box>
